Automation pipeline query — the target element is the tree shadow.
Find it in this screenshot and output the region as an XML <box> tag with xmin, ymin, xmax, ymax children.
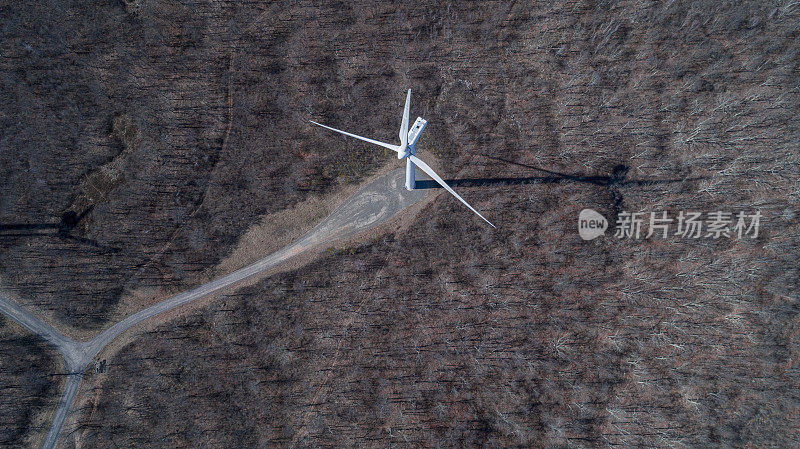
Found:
<box><xmin>0</xmin><ymin>206</ymin><xmax>120</xmax><ymax>252</ymax></box>
<box><xmin>415</xmin><ymin>155</ymin><xmax>705</xmax><ymax>220</ymax></box>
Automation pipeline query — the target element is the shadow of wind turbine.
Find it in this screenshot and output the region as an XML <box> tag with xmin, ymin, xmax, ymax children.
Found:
<box><xmin>0</xmin><ymin>206</ymin><xmax>120</xmax><ymax>252</ymax></box>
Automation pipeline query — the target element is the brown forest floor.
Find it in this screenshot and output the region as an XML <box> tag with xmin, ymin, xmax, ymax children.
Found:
<box><xmin>2</xmin><ymin>0</ymin><xmax>800</xmax><ymax>447</ymax></box>
<box><xmin>70</xmin><ymin>179</ymin><xmax>800</xmax><ymax>447</ymax></box>
<box><xmin>0</xmin><ymin>317</ymin><xmax>64</xmax><ymax>449</ymax></box>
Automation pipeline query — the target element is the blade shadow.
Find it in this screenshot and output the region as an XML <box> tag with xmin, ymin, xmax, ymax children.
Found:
<box><xmin>415</xmin><ymin>175</ymin><xmax>705</xmax><ymax>189</ymax></box>
<box><xmin>0</xmin><ymin>223</ymin><xmax>58</xmax><ymax>231</ymax></box>
<box><xmin>463</xmin><ymin>155</ymin><xmax>706</xmax><ymax>188</ymax></box>
<box><xmin>416</xmin><ymin>176</ymin><xmax>564</xmax><ymax>189</ymax></box>
<box><xmin>0</xmin><ymin>232</ymin><xmax>121</xmax><ymax>253</ymax></box>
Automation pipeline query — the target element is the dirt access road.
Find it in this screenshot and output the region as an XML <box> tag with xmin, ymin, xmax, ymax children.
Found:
<box><xmin>0</xmin><ymin>168</ymin><xmax>429</xmax><ymax>449</ymax></box>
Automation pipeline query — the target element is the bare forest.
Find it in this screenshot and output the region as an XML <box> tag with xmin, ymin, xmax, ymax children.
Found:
<box><xmin>0</xmin><ymin>317</ymin><xmax>63</xmax><ymax>448</ymax></box>
<box><xmin>2</xmin><ymin>0</ymin><xmax>800</xmax><ymax>447</ymax></box>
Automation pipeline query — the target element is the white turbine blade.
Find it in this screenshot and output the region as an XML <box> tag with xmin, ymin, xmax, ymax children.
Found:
<box><xmin>310</xmin><ymin>121</ymin><xmax>401</xmax><ymax>154</ymax></box>
<box><xmin>399</xmin><ymin>89</ymin><xmax>411</xmax><ymax>149</ymax></box>
<box><xmin>409</xmin><ymin>154</ymin><xmax>496</xmax><ymax>228</ymax></box>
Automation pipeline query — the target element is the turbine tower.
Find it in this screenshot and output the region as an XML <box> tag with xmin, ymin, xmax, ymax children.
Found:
<box><xmin>310</xmin><ymin>89</ymin><xmax>495</xmax><ymax>228</ymax></box>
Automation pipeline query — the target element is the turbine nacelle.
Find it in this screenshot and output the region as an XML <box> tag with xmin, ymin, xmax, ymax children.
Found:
<box><xmin>399</xmin><ymin>117</ymin><xmax>427</xmax><ymax>159</ymax></box>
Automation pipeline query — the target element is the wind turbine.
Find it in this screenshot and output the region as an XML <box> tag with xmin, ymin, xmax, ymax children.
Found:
<box><xmin>310</xmin><ymin>89</ymin><xmax>495</xmax><ymax>228</ymax></box>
